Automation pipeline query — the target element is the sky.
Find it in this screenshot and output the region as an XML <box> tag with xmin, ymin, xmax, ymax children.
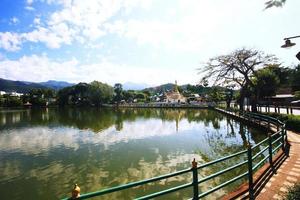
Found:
<box><xmin>0</xmin><ymin>0</ymin><xmax>299</xmax><ymax>87</ymax></box>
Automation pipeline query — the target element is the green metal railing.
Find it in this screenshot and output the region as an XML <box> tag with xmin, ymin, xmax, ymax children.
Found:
<box><xmin>62</xmin><ymin>110</ymin><xmax>288</xmax><ymax>200</ymax></box>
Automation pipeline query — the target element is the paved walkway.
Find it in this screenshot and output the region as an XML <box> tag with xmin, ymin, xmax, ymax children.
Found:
<box><xmin>256</xmin><ymin>130</ymin><xmax>300</xmax><ymax>199</ymax></box>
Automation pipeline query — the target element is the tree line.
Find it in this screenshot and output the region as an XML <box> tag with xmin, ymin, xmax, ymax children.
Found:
<box><xmin>200</xmin><ymin>48</ymin><xmax>300</xmax><ymax>111</ymax></box>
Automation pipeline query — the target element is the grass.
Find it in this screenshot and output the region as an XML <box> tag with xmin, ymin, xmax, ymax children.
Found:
<box><xmin>282</xmin><ymin>182</ymin><xmax>300</xmax><ymax>200</ymax></box>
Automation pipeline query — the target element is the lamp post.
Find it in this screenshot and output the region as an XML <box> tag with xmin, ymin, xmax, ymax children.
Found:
<box><xmin>281</xmin><ymin>35</ymin><xmax>300</xmax><ymax>61</ymax></box>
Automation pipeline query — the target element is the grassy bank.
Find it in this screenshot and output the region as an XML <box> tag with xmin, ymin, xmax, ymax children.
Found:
<box><xmin>217</xmin><ymin>106</ymin><xmax>300</xmax><ymax>133</ymax></box>
<box><xmin>263</xmin><ymin>113</ymin><xmax>300</xmax><ymax>132</ymax></box>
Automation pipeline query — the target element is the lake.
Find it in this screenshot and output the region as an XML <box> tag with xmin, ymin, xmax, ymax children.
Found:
<box><xmin>0</xmin><ymin>108</ymin><xmax>267</xmax><ymax>200</ymax></box>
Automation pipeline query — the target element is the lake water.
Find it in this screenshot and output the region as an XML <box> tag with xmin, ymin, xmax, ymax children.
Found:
<box><xmin>0</xmin><ymin>108</ymin><xmax>267</xmax><ymax>200</ymax></box>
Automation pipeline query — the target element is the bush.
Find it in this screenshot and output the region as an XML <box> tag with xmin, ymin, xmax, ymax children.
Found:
<box><xmin>283</xmin><ymin>182</ymin><xmax>300</xmax><ymax>200</ymax></box>
<box><xmin>264</xmin><ymin>112</ymin><xmax>300</xmax><ymax>132</ymax></box>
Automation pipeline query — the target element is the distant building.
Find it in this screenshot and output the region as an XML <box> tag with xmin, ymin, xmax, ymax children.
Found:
<box><xmin>164</xmin><ymin>81</ymin><xmax>186</xmax><ymax>103</ymax></box>
<box><xmin>187</xmin><ymin>93</ymin><xmax>205</xmax><ymax>103</ymax></box>
<box><xmin>0</xmin><ymin>91</ymin><xmax>6</xmax><ymax>95</ymax></box>
<box><xmin>8</xmin><ymin>91</ymin><xmax>23</xmax><ymax>97</ymax></box>
<box><xmin>270</xmin><ymin>94</ymin><xmax>295</xmax><ymax>104</ymax></box>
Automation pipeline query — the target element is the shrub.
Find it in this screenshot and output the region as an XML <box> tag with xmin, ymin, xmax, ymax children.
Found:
<box><xmin>263</xmin><ymin>112</ymin><xmax>300</xmax><ymax>132</ymax></box>
<box><xmin>283</xmin><ymin>182</ymin><xmax>300</xmax><ymax>200</ymax></box>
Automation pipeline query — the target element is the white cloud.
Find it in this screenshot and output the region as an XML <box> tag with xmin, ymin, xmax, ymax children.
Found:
<box><xmin>10</xmin><ymin>17</ymin><xmax>19</xmax><ymax>25</ymax></box>
<box><xmin>25</xmin><ymin>6</ymin><xmax>35</xmax><ymax>11</ymax></box>
<box><xmin>0</xmin><ymin>32</ymin><xmax>23</xmax><ymax>52</ymax></box>
<box><xmin>0</xmin><ymin>54</ymin><xmax>197</xmax><ymax>85</ymax></box>
<box><xmin>1</xmin><ymin>0</ymin><xmax>153</xmax><ymax>51</ymax></box>
<box><xmin>26</xmin><ymin>0</ymin><xmax>34</xmax><ymax>5</ymax></box>
<box><xmin>104</xmin><ymin>0</ymin><xmax>251</xmax><ymax>52</ymax></box>
<box><xmin>33</xmin><ymin>17</ymin><xmax>41</xmax><ymax>25</ymax></box>
<box><xmin>0</xmin><ymin>55</ymin><xmax>79</xmax><ymax>82</ymax></box>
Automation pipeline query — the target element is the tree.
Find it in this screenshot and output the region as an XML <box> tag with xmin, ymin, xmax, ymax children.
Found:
<box><xmin>200</xmin><ymin>48</ymin><xmax>277</xmax><ymax>112</ymax></box>
<box><xmin>252</xmin><ymin>67</ymin><xmax>280</xmax><ymax>99</ymax></box>
<box><xmin>291</xmin><ymin>65</ymin><xmax>300</xmax><ymax>92</ymax></box>
<box><xmin>265</xmin><ymin>0</ymin><xmax>286</xmax><ymax>9</ymax></box>
<box><xmin>294</xmin><ymin>91</ymin><xmax>300</xmax><ymax>99</ymax></box>
<box><xmin>113</xmin><ymin>83</ymin><xmax>123</xmax><ymax>105</ymax></box>
<box><xmin>225</xmin><ymin>87</ymin><xmax>234</xmax><ymax>109</ymax></box>
<box><xmin>89</xmin><ymin>81</ymin><xmax>114</xmax><ymax>106</ymax></box>
<box><xmin>208</xmin><ymin>87</ymin><xmax>224</xmax><ymax>103</ymax></box>
<box><xmin>57</xmin><ymin>81</ymin><xmax>113</xmax><ymax>106</ymax></box>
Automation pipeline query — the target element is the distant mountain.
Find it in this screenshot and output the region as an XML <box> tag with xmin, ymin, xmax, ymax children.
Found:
<box><xmin>0</xmin><ymin>78</ymin><xmax>74</xmax><ymax>93</ymax></box>
<box><xmin>39</xmin><ymin>80</ymin><xmax>74</xmax><ymax>90</ymax></box>
<box><xmin>0</xmin><ymin>78</ymin><xmax>47</xmax><ymax>93</ymax></box>
<box><xmin>122</xmin><ymin>82</ymin><xmax>150</xmax><ymax>90</ymax></box>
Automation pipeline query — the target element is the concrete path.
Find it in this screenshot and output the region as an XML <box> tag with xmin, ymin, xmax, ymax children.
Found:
<box><xmin>256</xmin><ymin>130</ymin><xmax>300</xmax><ymax>199</ymax></box>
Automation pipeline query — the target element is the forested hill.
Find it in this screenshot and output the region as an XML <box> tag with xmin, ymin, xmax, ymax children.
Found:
<box><xmin>143</xmin><ymin>83</ymin><xmax>177</xmax><ymax>93</ymax></box>
<box><xmin>0</xmin><ymin>78</ymin><xmax>74</xmax><ymax>93</ymax></box>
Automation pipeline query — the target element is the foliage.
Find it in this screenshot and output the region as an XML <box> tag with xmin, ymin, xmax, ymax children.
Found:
<box><xmin>291</xmin><ymin>65</ymin><xmax>300</xmax><ymax>92</ymax></box>
<box><xmin>113</xmin><ymin>83</ymin><xmax>123</xmax><ymax>104</ymax></box>
<box><xmin>200</xmin><ymin>48</ymin><xmax>278</xmax><ymax>111</ymax></box>
<box><xmin>208</xmin><ymin>87</ymin><xmax>225</xmax><ymax>102</ymax></box>
<box><xmin>282</xmin><ymin>182</ymin><xmax>300</xmax><ymax>200</ymax></box>
<box><xmin>294</xmin><ymin>91</ymin><xmax>300</xmax><ymax>99</ymax></box>
<box><xmin>89</xmin><ymin>81</ymin><xmax>114</xmax><ymax>106</ymax></box>
<box><xmin>264</xmin><ymin>112</ymin><xmax>300</xmax><ymax>132</ymax></box>
<box><xmin>252</xmin><ymin>67</ymin><xmax>280</xmax><ymax>99</ymax></box>
<box><xmin>265</xmin><ymin>0</ymin><xmax>286</xmax><ymax>9</ymax></box>
<box><xmin>57</xmin><ymin>81</ymin><xmax>113</xmax><ymax>106</ymax></box>
<box><xmin>0</xmin><ymin>95</ymin><xmax>23</xmax><ymax>107</ymax></box>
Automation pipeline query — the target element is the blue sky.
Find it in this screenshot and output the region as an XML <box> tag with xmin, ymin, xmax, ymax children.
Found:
<box><xmin>0</xmin><ymin>0</ymin><xmax>299</xmax><ymax>86</ymax></box>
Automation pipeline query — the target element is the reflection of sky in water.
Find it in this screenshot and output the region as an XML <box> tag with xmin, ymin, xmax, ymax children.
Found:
<box><xmin>0</xmin><ymin>118</ymin><xmax>249</xmax><ymax>155</ymax></box>
<box><xmin>0</xmin><ymin>109</ymin><xmax>265</xmax><ymax>200</ymax></box>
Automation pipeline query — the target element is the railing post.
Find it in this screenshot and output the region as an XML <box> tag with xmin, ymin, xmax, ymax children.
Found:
<box><xmin>247</xmin><ymin>144</ymin><xmax>254</xmax><ymax>200</ymax></box>
<box><xmin>192</xmin><ymin>158</ymin><xmax>199</xmax><ymax>200</ymax></box>
<box><xmin>71</xmin><ymin>184</ymin><xmax>80</xmax><ymax>199</ymax></box>
<box><xmin>268</xmin><ymin>133</ymin><xmax>274</xmax><ymax>171</ymax></box>
<box><xmin>281</xmin><ymin>127</ymin><xmax>285</xmax><ymax>152</ymax></box>
<box><xmin>284</xmin><ymin>126</ymin><xmax>288</xmax><ymax>156</ymax></box>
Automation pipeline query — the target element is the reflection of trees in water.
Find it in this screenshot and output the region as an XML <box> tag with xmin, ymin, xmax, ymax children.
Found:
<box><xmin>194</xmin><ymin>119</ymin><xmax>267</xmax><ymax>197</ymax></box>
<box><xmin>0</xmin><ymin>108</ymin><xmax>226</xmax><ymax>132</ymax></box>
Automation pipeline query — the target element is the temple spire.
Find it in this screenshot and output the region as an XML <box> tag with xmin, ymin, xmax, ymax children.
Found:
<box><xmin>174</xmin><ymin>80</ymin><xmax>178</xmax><ymax>92</ymax></box>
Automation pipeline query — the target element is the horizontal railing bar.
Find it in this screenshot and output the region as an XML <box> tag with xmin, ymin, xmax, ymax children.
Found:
<box><xmin>272</xmin><ymin>136</ymin><xmax>282</xmax><ymax>145</ymax></box>
<box><xmin>61</xmin><ymin>168</ymin><xmax>192</xmax><ymax>200</ymax></box>
<box><xmin>252</xmin><ymin>146</ymin><xmax>269</xmax><ymax>160</ymax></box>
<box><xmin>197</xmin><ymin>172</ymin><xmax>249</xmax><ymax>199</ymax></box>
<box><xmin>135</xmin><ymin>182</ymin><xmax>193</xmax><ymax>200</ymax></box>
<box><xmin>198</xmin><ymin>160</ymin><xmax>248</xmax><ymax>184</ymax></box>
<box><xmin>197</xmin><ymin>150</ymin><xmax>247</xmax><ymax>169</ymax></box>
<box><xmin>246</xmin><ymin>112</ymin><xmax>282</xmax><ymax>123</ymax></box>
<box><xmin>253</xmin><ymin>155</ymin><xmax>269</xmax><ymax>171</ymax></box>
<box><xmin>272</xmin><ymin>143</ymin><xmax>282</xmax><ymax>154</ymax></box>
<box><xmin>252</xmin><ymin>138</ymin><xmax>268</xmax><ymax>149</ymax></box>
<box><xmin>271</xmin><ymin>131</ymin><xmax>281</xmax><ymax>138</ymax></box>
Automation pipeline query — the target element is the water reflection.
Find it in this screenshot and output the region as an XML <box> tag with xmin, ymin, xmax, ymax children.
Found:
<box><xmin>0</xmin><ymin>108</ymin><xmax>267</xmax><ymax>200</ymax></box>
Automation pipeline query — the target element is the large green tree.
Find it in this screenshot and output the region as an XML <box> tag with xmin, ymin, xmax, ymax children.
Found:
<box><xmin>57</xmin><ymin>81</ymin><xmax>113</xmax><ymax>106</ymax></box>
<box><xmin>252</xmin><ymin>67</ymin><xmax>280</xmax><ymax>99</ymax></box>
<box><xmin>113</xmin><ymin>83</ymin><xmax>123</xmax><ymax>105</ymax></box>
<box><xmin>291</xmin><ymin>65</ymin><xmax>300</xmax><ymax>92</ymax></box>
<box><xmin>89</xmin><ymin>81</ymin><xmax>114</xmax><ymax>106</ymax></box>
